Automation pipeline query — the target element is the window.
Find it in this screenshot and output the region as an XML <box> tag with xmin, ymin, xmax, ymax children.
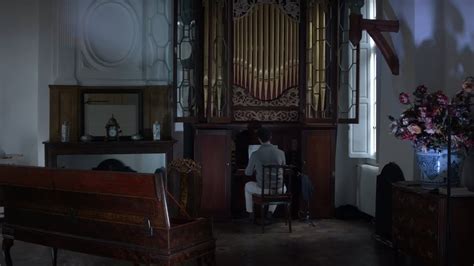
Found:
<box><xmin>348</xmin><ymin>0</ymin><xmax>377</xmax><ymax>159</ymax></box>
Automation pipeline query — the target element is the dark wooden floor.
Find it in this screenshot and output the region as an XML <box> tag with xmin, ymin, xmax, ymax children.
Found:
<box><xmin>0</xmin><ymin>219</ymin><xmax>395</xmax><ymax>266</ymax></box>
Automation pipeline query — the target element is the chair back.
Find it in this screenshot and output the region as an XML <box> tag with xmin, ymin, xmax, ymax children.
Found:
<box><xmin>261</xmin><ymin>165</ymin><xmax>294</xmax><ymax>197</ymax></box>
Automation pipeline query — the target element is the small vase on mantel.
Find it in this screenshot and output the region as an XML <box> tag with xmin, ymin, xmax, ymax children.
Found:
<box><xmin>415</xmin><ymin>148</ymin><xmax>465</xmax><ymax>189</ymax></box>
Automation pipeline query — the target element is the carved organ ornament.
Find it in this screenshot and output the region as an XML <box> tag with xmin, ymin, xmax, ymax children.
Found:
<box><xmin>173</xmin><ymin>0</ymin><xmax>400</xmax><ymax>123</ymax></box>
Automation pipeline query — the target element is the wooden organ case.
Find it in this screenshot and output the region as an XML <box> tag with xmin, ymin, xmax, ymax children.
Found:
<box><xmin>174</xmin><ymin>0</ymin><xmax>365</xmax><ymax>218</ymax></box>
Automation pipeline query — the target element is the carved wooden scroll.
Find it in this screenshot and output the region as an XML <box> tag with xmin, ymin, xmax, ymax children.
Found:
<box><xmin>349</xmin><ymin>13</ymin><xmax>400</xmax><ymax>75</ymax></box>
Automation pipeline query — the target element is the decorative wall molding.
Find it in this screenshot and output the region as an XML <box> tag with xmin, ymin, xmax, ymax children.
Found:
<box><xmin>144</xmin><ymin>0</ymin><xmax>173</xmax><ymax>83</ymax></box>
<box><xmin>82</xmin><ymin>0</ymin><xmax>139</xmax><ymax>68</ymax></box>
<box><xmin>76</xmin><ymin>0</ymin><xmax>143</xmax><ymax>81</ymax></box>
<box><xmin>53</xmin><ymin>0</ymin><xmax>172</xmax><ymax>85</ymax></box>
<box><xmin>233</xmin><ymin>110</ymin><xmax>299</xmax><ymax>121</ymax></box>
<box><xmin>233</xmin><ymin>86</ymin><xmax>299</xmax><ymax>107</ymax></box>
<box><xmin>54</xmin><ymin>0</ymin><xmax>79</xmax><ymax>84</ymax></box>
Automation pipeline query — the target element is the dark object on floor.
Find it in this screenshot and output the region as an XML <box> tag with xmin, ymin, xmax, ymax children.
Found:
<box><xmin>375</xmin><ymin>162</ymin><xmax>404</xmax><ymax>242</ymax></box>
<box><xmin>0</xmin><ymin>165</ymin><xmax>215</xmax><ymax>266</ymax></box>
<box><xmin>298</xmin><ymin>173</ymin><xmax>316</xmax><ymax>226</ymax></box>
<box><xmin>300</xmin><ymin>173</ymin><xmax>314</xmax><ymax>202</ymax></box>
<box><xmin>92</xmin><ymin>159</ymin><xmax>136</xmax><ymax>172</ymax></box>
<box><xmin>335</xmin><ymin>205</ymin><xmax>368</xmax><ymax>220</ymax></box>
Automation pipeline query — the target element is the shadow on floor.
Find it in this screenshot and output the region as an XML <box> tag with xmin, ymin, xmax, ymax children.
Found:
<box><xmin>0</xmin><ymin>219</ymin><xmax>395</xmax><ymax>266</ymax></box>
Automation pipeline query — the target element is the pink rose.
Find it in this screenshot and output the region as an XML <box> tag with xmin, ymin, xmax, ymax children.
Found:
<box><xmin>401</xmin><ymin>132</ymin><xmax>416</xmax><ymax>140</ymax></box>
<box><xmin>436</xmin><ymin>93</ymin><xmax>449</xmax><ymax>105</ymax></box>
<box><xmin>424</xmin><ymin>128</ymin><xmax>436</xmax><ymax>134</ymax></box>
<box><xmin>407</xmin><ymin>124</ymin><xmax>422</xmax><ymax>134</ymax></box>
<box><xmin>424</xmin><ymin>119</ymin><xmax>435</xmax><ymax>132</ymax></box>
<box><xmin>415</xmin><ymin>85</ymin><xmax>427</xmax><ymax>95</ymax></box>
<box><xmin>432</xmin><ymin>107</ymin><xmax>442</xmax><ymax>116</ymax></box>
<box><xmin>462</xmin><ymin>77</ymin><xmax>473</xmax><ymax>93</ymax></box>
<box><xmin>399</xmin><ymin>92</ymin><xmax>410</xmax><ymax>104</ymax></box>
<box><xmin>418</xmin><ymin>107</ymin><xmax>427</xmax><ymax>117</ymax></box>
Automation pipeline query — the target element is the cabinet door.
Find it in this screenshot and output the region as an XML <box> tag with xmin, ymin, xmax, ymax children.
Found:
<box><xmin>302</xmin><ymin>129</ymin><xmax>336</xmax><ymax>218</ymax></box>
<box><xmin>194</xmin><ymin>129</ymin><xmax>232</xmax><ymax>218</ymax></box>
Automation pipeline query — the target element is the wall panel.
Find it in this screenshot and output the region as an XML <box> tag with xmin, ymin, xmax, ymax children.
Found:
<box><xmin>54</xmin><ymin>0</ymin><xmax>173</xmax><ymax>85</ymax></box>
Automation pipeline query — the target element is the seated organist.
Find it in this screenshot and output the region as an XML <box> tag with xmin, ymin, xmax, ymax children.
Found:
<box><xmin>244</xmin><ymin>127</ymin><xmax>286</xmax><ymax>221</ymax></box>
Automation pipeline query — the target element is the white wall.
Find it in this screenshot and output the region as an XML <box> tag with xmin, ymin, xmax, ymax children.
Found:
<box><xmin>336</xmin><ymin>0</ymin><xmax>474</xmax><ymax>206</ymax></box>
<box><xmin>335</xmin><ymin>124</ymin><xmax>360</xmax><ymax>206</ymax></box>
<box><xmin>1</xmin><ymin>0</ymin><xmax>174</xmax><ymax>170</ymax></box>
<box><xmin>378</xmin><ymin>0</ymin><xmax>473</xmax><ymax>181</ymax></box>
<box><xmin>37</xmin><ymin>0</ymin><xmax>55</xmax><ymax>167</ymax></box>
<box><xmin>0</xmin><ymin>0</ymin><xmax>40</xmax><ymax>166</ymax></box>
<box><xmin>377</xmin><ymin>0</ymin><xmax>417</xmax><ymax>183</ymax></box>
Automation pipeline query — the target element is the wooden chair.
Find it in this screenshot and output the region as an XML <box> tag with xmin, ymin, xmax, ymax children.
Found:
<box><xmin>252</xmin><ymin>165</ymin><xmax>294</xmax><ymax>233</ymax></box>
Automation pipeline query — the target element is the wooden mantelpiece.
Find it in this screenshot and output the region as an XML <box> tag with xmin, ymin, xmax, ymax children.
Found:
<box><xmin>44</xmin><ymin>140</ymin><xmax>176</xmax><ymax>168</ymax></box>
<box><xmin>49</xmin><ymin>85</ymin><xmax>172</xmax><ymax>143</ymax></box>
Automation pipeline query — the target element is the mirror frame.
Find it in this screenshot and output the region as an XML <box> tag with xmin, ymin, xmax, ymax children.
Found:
<box><xmin>80</xmin><ymin>88</ymin><xmax>144</xmax><ymax>141</ymax></box>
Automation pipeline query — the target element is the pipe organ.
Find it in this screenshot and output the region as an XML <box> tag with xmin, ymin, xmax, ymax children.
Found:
<box><xmin>175</xmin><ymin>0</ymin><xmax>354</xmax><ymax>123</ymax></box>
<box><xmin>306</xmin><ymin>1</ymin><xmax>330</xmax><ymax>119</ymax></box>
<box><xmin>191</xmin><ymin>0</ymin><xmax>337</xmax><ymax>122</ymax></box>
<box><xmin>174</xmin><ymin>0</ymin><xmax>367</xmax><ymax>219</ymax></box>
<box><xmin>202</xmin><ymin>0</ymin><xmax>230</xmax><ymax>119</ymax></box>
<box><xmin>233</xmin><ymin>3</ymin><xmax>299</xmax><ymax>101</ymax></box>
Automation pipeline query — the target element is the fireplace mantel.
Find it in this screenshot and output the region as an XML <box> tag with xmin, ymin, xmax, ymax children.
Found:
<box><xmin>44</xmin><ymin>140</ymin><xmax>176</xmax><ymax>168</ymax></box>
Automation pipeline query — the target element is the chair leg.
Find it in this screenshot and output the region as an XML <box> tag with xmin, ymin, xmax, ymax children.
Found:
<box><xmin>252</xmin><ymin>204</ymin><xmax>257</xmax><ymax>224</ymax></box>
<box><xmin>261</xmin><ymin>204</ymin><xmax>265</xmax><ymax>234</ymax></box>
<box><xmin>3</xmin><ymin>238</ymin><xmax>14</xmax><ymax>266</ymax></box>
<box><xmin>287</xmin><ymin>203</ymin><xmax>292</xmax><ymax>233</ymax></box>
<box><xmin>51</xmin><ymin>247</ymin><xmax>58</xmax><ymax>266</ymax></box>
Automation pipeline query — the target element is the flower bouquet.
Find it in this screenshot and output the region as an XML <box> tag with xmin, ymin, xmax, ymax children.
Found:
<box><xmin>388</xmin><ymin>82</ymin><xmax>473</xmax><ymax>188</ymax></box>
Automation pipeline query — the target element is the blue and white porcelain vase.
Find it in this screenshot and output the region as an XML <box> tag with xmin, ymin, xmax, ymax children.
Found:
<box><xmin>416</xmin><ymin>149</ymin><xmax>465</xmax><ymax>189</ymax></box>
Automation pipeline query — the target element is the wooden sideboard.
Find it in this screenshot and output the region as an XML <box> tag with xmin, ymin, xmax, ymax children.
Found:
<box><xmin>392</xmin><ymin>182</ymin><xmax>474</xmax><ymax>266</ymax></box>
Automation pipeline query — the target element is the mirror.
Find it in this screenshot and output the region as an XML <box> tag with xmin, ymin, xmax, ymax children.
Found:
<box><xmin>82</xmin><ymin>90</ymin><xmax>143</xmax><ymax>139</ymax></box>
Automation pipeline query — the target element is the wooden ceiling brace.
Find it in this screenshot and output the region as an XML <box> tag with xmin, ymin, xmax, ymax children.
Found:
<box><xmin>349</xmin><ymin>13</ymin><xmax>400</xmax><ymax>75</ymax></box>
